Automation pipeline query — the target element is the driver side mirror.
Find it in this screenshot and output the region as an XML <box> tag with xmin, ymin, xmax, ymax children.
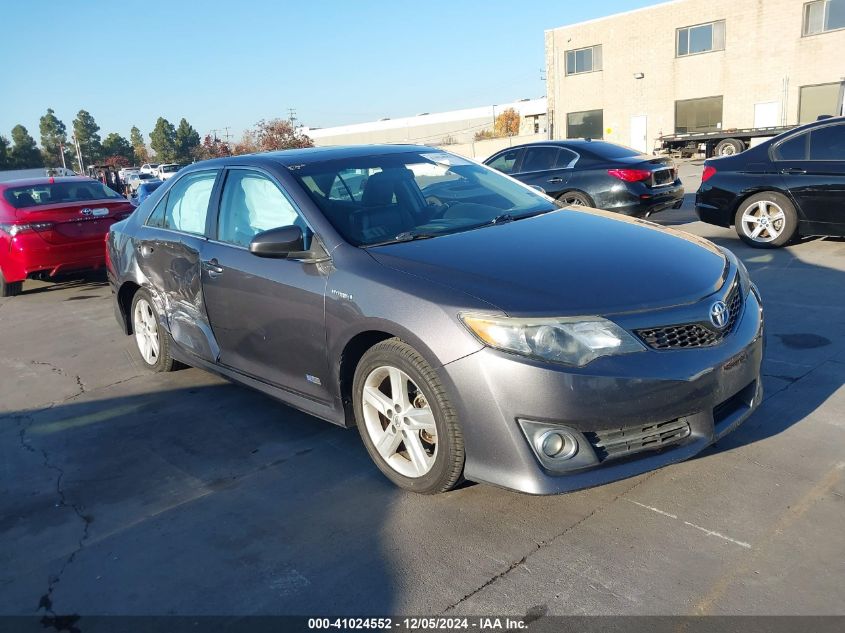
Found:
<box><xmin>249</xmin><ymin>225</ymin><xmax>304</xmax><ymax>258</ymax></box>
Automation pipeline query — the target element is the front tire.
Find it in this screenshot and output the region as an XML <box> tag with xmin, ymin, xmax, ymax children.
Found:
<box><xmin>734</xmin><ymin>192</ymin><xmax>798</xmax><ymax>248</ymax></box>
<box><xmin>131</xmin><ymin>288</ymin><xmax>175</xmax><ymax>372</ymax></box>
<box><xmin>0</xmin><ymin>270</ymin><xmax>22</xmax><ymax>298</ymax></box>
<box><xmin>353</xmin><ymin>339</ymin><xmax>464</xmax><ymax>494</ymax></box>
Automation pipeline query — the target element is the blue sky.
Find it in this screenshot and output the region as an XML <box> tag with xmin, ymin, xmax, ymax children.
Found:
<box><xmin>0</xmin><ymin>0</ymin><xmax>665</xmax><ymax>143</ymax></box>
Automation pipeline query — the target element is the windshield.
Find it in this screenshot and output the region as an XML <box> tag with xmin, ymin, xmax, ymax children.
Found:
<box><xmin>161</xmin><ymin>165</ymin><xmax>179</xmax><ymax>173</ymax></box>
<box><xmin>292</xmin><ymin>151</ymin><xmax>557</xmax><ymax>246</ymax></box>
<box><xmin>3</xmin><ymin>181</ymin><xmax>124</xmax><ymax>209</ymax></box>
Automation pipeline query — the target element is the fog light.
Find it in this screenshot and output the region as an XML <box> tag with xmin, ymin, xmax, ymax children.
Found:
<box><xmin>537</xmin><ymin>430</ymin><xmax>577</xmax><ymax>460</ymax></box>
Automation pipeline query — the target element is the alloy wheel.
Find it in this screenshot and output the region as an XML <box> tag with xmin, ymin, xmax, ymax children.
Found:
<box><xmin>361</xmin><ymin>365</ymin><xmax>438</xmax><ymax>478</ymax></box>
<box><xmin>740</xmin><ymin>200</ymin><xmax>786</xmax><ymax>243</ymax></box>
<box><xmin>133</xmin><ymin>298</ymin><xmax>160</xmax><ymax>365</ymax></box>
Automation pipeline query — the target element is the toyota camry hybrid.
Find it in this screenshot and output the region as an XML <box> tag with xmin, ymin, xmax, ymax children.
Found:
<box><xmin>106</xmin><ymin>146</ymin><xmax>764</xmax><ymax>495</ymax></box>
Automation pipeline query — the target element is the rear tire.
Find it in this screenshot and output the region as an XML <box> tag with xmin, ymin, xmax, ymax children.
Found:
<box><xmin>130</xmin><ymin>288</ymin><xmax>175</xmax><ymax>372</ymax></box>
<box><xmin>0</xmin><ymin>270</ymin><xmax>22</xmax><ymax>298</ymax></box>
<box><xmin>557</xmin><ymin>191</ymin><xmax>593</xmax><ymax>208</ymax></box>
<box><xmin>353</xmin><ymin>338</ymin><xmax>464</xmax><ymax>494</ymax></box>
<box><xmin>734</xmin><ymin>192</ymin><xmax>798</xmax><ymax>248</ymax></box>
<box><xmin>714</xmin><ymin>138</ymin><xmax>745</xmax><ymax>156</ymax></box>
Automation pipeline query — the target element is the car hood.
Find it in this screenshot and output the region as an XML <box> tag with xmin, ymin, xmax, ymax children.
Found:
<box><xmin>368</xmin><ymin>209</ymin><xmax>728</xmax><ymax>316</ymax></box>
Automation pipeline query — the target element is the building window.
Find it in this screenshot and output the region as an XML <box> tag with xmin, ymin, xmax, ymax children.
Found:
<box><xmin>799</xmin><ymin>83</ymin><xmax>845</xmax><ymax>123</ymax></box>
<box><xmin>804</xmin><ymin>0</ymin><xmax>845</xmax><ymax>35</ymax></box>
<box><xmin>675</xmin><ymin>96</ymin><xmax>723</xmax><ymax>134</ymax></box>
<box><xmin>567</xmin><ymin>110</ymin><xmax>604</xmax><ymax>139</ymax></box>
<box><xmin>565</xmin><ymin>45</ymin><xmax>602</xmax><ymax>75</ymax></box>
<box><xmin>676</xmin><ymin>20</ymin><xmax>725</xmax><ymax>56</ymax></box>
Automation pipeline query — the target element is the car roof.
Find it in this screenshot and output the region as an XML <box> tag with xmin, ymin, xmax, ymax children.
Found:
<box><xmin>786</xmin><ymin>115</ymin><xmax>845</xmax><ymax>134</ymax></box>
<box><xmin>186</xmin><ymin>144</ymin><xmax>437</xmax><ymax>171</ymax></box>
<box><xmin>0</xmin><ymin>176</ymin><xmax>96</xmax><ymax>191</ymax></box>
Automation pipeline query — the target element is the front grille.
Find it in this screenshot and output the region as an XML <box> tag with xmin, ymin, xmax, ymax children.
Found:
<box><xmin>584</xmin><ymin>418</ymin><xmax>691</xmax><ymax>462</ymax></box>
<box><xmin>636</xmin><ymin>281</ymin><xmax>743</xmax><ymax>350</ymax></box>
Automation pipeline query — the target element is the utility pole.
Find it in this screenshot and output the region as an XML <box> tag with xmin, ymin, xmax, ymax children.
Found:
<box><xmin>222</xmin><ymin>126</ymin><xmax>232</xmax><ymax>144</ymax></box>
<box><xmin>58</xmin><ymin>142</ymin><xmax>67</xmax><ymax>170</ymax></box>
<box><xmin>287</xmin><ymin>108</ymin><xmax>298</xmax><ymax>127</ymax></box>
<box><xmin>71</xmin><ymin>134</ymin><xmax>84</xmax><ymax>173</ymax></box>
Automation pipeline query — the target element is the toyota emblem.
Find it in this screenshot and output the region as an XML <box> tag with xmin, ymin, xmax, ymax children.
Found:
<box><xmin>710</xmin><ymin>300</ymin><xmax>730</xmax><ymax>329</ymax></box>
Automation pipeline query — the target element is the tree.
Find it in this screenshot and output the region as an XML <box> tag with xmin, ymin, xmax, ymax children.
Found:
<box><xmin>253</xmin><ymin>118</ymin><xmax>314</xmax><ymax>151</ymax></box>
<box><xmin>73</xmin><ymin>109</ymin><xmax>103</xmax><ymax>165</ymax></box>
<box><xmin>130</xmin><ymin>126</ymin><xmax>149</xmax><ymax>164</ymax></box>
<box><xmin>0</xmin><ymin>135</ymin><xmax>10</xmax><ymax>170</ymax></box>
<box><xmin>494</xmin><ymin>108</ymin><xmax>521</xmax><ymax>137</ymax></box>
<box><xmin>103</xmin><ymin>155</ymin><xmax>130</xmax><ymax>168</ymax></box>
<box><xmin>102</xmin><ymin>132</ymin><xmax>135</xmax><ymax>164</ymax></box>
<box><xmin>39</xmin><ymin>108</ymin><xmax>71</xmax><ymax>168</ymax></box>
<box><xmin>174</xmin><ymin>118</ymin><xmax>200</xmax><ymax>163</ymax></box>
<box><xmin>149</xmin><ymin>117</ymin><xmax>177</xmax><ymax>162</ymax></box>
<box><xmin>194</xmin><ymin>134</ymin><xmax>231</xmax><ymax>161</ymax></box>
<box><xmin>9</xmin><ymin>125</ymin><xmax>43</xmax><ymax>168</ymax></box>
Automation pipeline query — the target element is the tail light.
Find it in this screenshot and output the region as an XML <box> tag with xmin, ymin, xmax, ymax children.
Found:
<box><xmin>608</xmin><ymin>168</ymin><xmax>652</xmax><ymax>183</ymax></box>
<box><xmin>0</xmin><ymin>222</ymin><xmax>54</xmax><ymax>237</ymax></box>
<box><xmin>702</xmin><ymin>166</ymin><xmax>717</xmax><ymax>182</ymax></box>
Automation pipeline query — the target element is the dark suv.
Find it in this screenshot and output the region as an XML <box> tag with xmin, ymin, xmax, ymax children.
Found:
<box><xmin>484</xmin><ymin>140</ymin><xmax>684</xmax><ymax>218</ymax></box>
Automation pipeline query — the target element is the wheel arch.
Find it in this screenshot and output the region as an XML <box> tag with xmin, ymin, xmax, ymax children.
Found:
<box><xmin>117</xmin><ymin>281</ymin><xmax>141</xmax><ymax>334</ymax></box>
<box><xmin>728</xmin><ymin>186</ymin><xmax>797</xmax><ymax>226</ymax></box>
<box><xmin>337</xmin><ymin>330</ymin><xmax>399</xmax><ymax>426</ymax></box>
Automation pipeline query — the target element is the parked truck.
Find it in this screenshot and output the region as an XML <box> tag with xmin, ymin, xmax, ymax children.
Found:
<box><xmin>657</xmin><ymin>125</ymin><xmax>798</xmax><ymax>159</ymax></box>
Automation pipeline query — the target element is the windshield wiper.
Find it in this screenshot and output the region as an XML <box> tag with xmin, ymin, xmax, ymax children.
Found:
<box><xmin>393</xmin><ymin>230</ymin><xmax>439</xmax><ymax>242</ymax></box>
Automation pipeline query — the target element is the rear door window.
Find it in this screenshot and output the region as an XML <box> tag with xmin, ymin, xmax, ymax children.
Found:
<box><xmin>809</xmin><ymin>124</ymin><xmax>845</xmax><ymax>161</ymax></box>
<box><xmin>774</xmin><ymin>133</ymin><xmax>809</xmax><ymax>160</ymax></box>
<box><xmin>520</xmin><ymin>147</ymin><xmax>560</xmax><ymax>173</ymax></box>
<box><xmin>146</xmin><ymin>170</ymin><xmax>217</xmax><ymax>235</ymax></box>
<box><xmin>555</xmin><ymin>148</ymin><xmax>579</xmax><ymax>168</ymax></box>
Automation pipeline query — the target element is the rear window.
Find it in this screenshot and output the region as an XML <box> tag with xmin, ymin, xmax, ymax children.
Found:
<box><xmin>161</xmin><ymin>165</ymin><xmax>179</xmax><ymax>173</ymax></box>
<box><xmin>583</xmin><ymin>142</ymin><xmax>642</xmax><ymax>159</ymax></box>
<box><xmin>3</xmin><ymin>181</ymin><xmax>124</xmax><ymax>209</ymax></box>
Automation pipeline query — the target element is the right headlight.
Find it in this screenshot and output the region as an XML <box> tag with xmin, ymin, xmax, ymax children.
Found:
<box><xmin>460</xmin><ymin>313</ymin><xmax>646</xmax><ymax>367</ymax></box>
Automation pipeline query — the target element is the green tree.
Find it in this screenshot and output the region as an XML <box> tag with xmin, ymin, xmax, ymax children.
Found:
<box><xmin>39</xmin><ymin>108</ymin><xmax>71</xmax><ymax>168</ymax></box>
<box><xmin>0</xmin><ymin>135</ymin><xmax>11</xmax><ymax>170</ymax></box>
<box><xmin>150</xmin><ymin>117</ymin><xmax>177</xmax><ymax>163</ymax></box>
<box><xmin>174</xmin><ymin>118</ymin><xmax>200</xmax><ymax>163</ymax></box>
<box><xmin>130</xmin><ymin>126</ymin><xmax>149</xmax><ymax>164</ymax></box>
<box><xmin>102</xmin><ymin>132</ymin><xmax>135</xmax><ymax>163</ymax></box>
<box><xmin>72</xmin><ymin>109</ymin><xmax>103</xmax><ymax>165</ymax></box>
<box><xmin>9</xmin><ymin>125</ymin><xmax>43</xmax><ymax>168</ymax></box>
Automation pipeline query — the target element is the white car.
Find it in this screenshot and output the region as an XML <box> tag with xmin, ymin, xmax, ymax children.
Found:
<box><xmin>139</xmin><ymin>163</ymin><xmax>160</xmax><ymax>176</ymax></box>
<box><xmin>157</xmin><ymin>163</ymin><xmax>182</xmax><ymax>181</ymax></box>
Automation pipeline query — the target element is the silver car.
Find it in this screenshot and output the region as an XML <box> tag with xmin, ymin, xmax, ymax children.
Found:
<box><xmin>106</xmin><ymin>146</ymin><xmax>764</xmax><ymax>495</ymax></box>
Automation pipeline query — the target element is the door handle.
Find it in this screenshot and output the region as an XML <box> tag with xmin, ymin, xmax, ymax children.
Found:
<box><xmin>780</xmin><ymin>168</ymin><xmax>806</xmax><ymax>175</ymax></box>
<box><xmin>547</xmin><ymin>177</ymin><xmax>565</xmax><ymax>184</ymax></box>
<box><xmin>139</xmin><ymin>245</ymin><xmax>154</xmax><ymax>257</ymax></box>
<box><xmin>201</xmin><ymin>259</ymin><xmax>224</xmax><ymax>275</ymax></box>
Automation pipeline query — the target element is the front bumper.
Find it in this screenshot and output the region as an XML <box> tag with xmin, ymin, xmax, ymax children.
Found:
<box><xmin>439</xmin><ymin>289</ymin><xmax>764</xmax><ymax>494</ymax></box>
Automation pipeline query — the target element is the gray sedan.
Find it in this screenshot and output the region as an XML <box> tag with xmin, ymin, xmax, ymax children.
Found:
<box><xmin>106</xmin><ymin>145</ymin><xmax>763</xmax><ymax>495</ymax></box>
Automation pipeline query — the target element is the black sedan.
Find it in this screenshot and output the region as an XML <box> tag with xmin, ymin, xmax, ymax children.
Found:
<box><xmin>484</xmin><ymin>140</ymin><xmax>684</xmax><ymax>218</ymax></box>
<box><xmin>696</xmin><ymin>116</ymin><xmax>845</xmax><ymax>248</ymax></box>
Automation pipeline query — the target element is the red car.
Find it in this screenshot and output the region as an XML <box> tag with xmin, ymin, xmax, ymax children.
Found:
<box><xmin>0</xmin><ymin>177</ymin><xmax>134</xmax><ymax>297</ymax></box>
